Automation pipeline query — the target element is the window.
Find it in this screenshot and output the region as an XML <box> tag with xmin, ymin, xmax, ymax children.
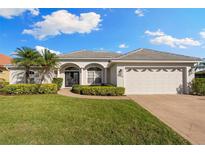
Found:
<box><xmin>29</xmin><ymin>71</ymin><xmax>35</xmax><ymax>84</ymax></box>
<box><xmin>87</xmin><ymin>67</ymin><xmax>102</xmax><ymax>85</ymax></box>
<box><xmin>0</xmin><ymin>70</ymin><xmax>3</xmax><ymax>74</ymax></box>
<box><xmin>65</xmin><ymin>67</ymin><xmax>79</xmax><ymax>71</ymax></box>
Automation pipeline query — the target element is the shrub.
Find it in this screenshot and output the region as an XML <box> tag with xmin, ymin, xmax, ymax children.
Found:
<box><xmin>71</xmin><ymin>84</ymin><xmax>83</xmax><ymax>94</ymax></box>
<box><xmin>0</xmin><ymin>78</ymin><xmax>5</xmax><ymax>82</ymax></box>
<box><xmin>38</xmin><ymin>84</ymin><xmax>58</xmax><ymax>94</ymax></box>
<box><xmin>191</xmin><ymin>78</ymin><xmax>205</xmax><ymax>95</ymax></box>
<box><xmin>0</xmin><ymin>81</ymin><xmax>9</xmax><ymax>89</ymax></box>
<box><xmin>2</xmin><ymin>84</ymin><xmax>57</xmax><ymax>95</ymax></box>
<box><xmin>195</xmin><ymin>72</ymin><xmax>205</xmax><ymax>78</ymax></box>
<box><xmin>52</xmin><ymin>78</ymin><xmax>63</xmax><ymax>90</ymax></box>
<box><xmin>72</xmin><ymin>85</ymin><xmax>125</xmax><ymax>96</ymax></box>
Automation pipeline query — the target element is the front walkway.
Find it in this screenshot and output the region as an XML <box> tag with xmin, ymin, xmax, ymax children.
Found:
<box><xmin>58</xmin><ymin>88</ymin><xmax>129</xmax><ymax>100</ymax></box>
<box><xmin>129</xmin><ymin>94</ymin><xmax>205</xmax><ymax>144</ymax></box>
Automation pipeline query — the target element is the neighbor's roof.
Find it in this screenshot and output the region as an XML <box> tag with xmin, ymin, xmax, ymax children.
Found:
<box><xmin>116</xmin><ymin>48</ymin><xmax>201</xmax><ymax>61</ymax></box>
<box><xmin>58</xmin><ymin>50</ymin><xmax>122</xmax><ymax>59</ymax></box>
<box><xmin>0</xmin><ymin>54</ymin><xmax>12</xmax><ymax>66</ymax></box>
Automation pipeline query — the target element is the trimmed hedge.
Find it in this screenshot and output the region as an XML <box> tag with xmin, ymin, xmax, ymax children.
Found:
<box><xmin>0</xmin><ymin>81</ymin><xmax>9</xmax><ymax>89</ymax></box>
<box><xmin>2</xmin><ymin>84</ymin><xmax>57</xmax><ymax>95</ymax></box>
<box><xmin>52</xmin><ymin>77</ymin><xmax>63</xmax><ymax>90</ymax></box>
<box><xmin>191</xmin><ymin>78</ymin><xmax>205</xmax><ymax>95</ymax></box>
<box><xmin>71</xmin><ymin>84</ymin><xmax>82</xmax><ymax>94</ymax></box>
<box><xmin>72</xmin><ymin>85</ymin><xmax>125</xmax><ymax>96</ymax></box>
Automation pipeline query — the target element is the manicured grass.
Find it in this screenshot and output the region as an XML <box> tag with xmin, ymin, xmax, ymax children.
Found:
<box><xmin>0</xmin><ymin>94</ymin><xmax>190</xmax><ymax>144</ymax></box>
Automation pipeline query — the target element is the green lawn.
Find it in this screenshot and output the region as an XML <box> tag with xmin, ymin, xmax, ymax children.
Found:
<box><xmin>0</xmin><ymin>94</ymin><xmax>189</xmax><ymax>144</ymax></box>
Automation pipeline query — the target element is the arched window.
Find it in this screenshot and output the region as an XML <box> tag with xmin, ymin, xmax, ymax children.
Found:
<box><xmin>65</xmin><ymin>67</ymin><xmax>79</xmax><ymax>71</ymax></box>
<box><xmin>87</xmin><ymin>67</ymin><xmax>102</xmax><ymax>85</ymax></box>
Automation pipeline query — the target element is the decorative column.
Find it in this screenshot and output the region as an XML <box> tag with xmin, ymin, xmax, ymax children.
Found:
<box><xmin>57</xmin><ymin>68</ymin><xmax>60</xmax><ymax>78</ymax></box>
<box><xmin>104</xmin><ymin>67</ymin><xmax>107</xmax><ymax>84</ymax></box>
<box><xmin>183</xmin><ymin>67</ymin><xmax>188</xmax><ymax>94</ymax></box>
<box><xmin>80</xmin><ymin>68</ymin><xmax>84</xmax><ymax>85</ymax></box>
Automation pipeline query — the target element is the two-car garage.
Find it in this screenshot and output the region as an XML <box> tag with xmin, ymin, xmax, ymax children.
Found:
<box><xmin>124</xmin><ymin>67</ymin><xmax>184</xmax><ymax>94</ymax></box>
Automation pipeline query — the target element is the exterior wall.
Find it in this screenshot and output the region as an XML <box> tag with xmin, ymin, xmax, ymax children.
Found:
<box><xmin>9</xmin><ymin>68</ymin><xmax>54</xmax><ymax>84</ymax></box>
<box><xmin>185</xmin><ymin>66</ymin><xmax>195</xmax><ymax>93</ymax></box>
<box><xmin>109</xmin><ymin>64</ymin><xmax>117</xmax><ymax>85</ymax></box>
<box><xmin>9</xmin><ymin>69</ymin><xmax>25</xmax><ymax>84</ymax></box>
<box><xmin>0</xmin><ymin>68</ymin><xmax>9</xmax><ymax>82</ymax></box>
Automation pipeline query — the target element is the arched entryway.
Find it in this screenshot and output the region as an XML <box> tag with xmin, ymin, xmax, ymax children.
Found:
<box><xmin>64</xmin><ymin>67</ymin><xmax>80</xmax><ymax>87</ymax></box>
<box><xmin>59</xmin><ymin>63</ymin><xmax>81</xmax><ymax>87</ymax></box>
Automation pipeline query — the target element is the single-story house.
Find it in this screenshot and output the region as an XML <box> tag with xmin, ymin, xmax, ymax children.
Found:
<box><xmin>7</xmin><ymin>48</ymin><xmax>201</xmax><ymax>94</ymax></box>
<box><xmin>0</xmin><ymin>54</ymin><xmax>12</xmax><ymax>82</ymax></box>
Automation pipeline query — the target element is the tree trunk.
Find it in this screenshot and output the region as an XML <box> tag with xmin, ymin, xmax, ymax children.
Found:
<box><xmin>40</xmin><ymin>69</ymin><xmax>47</xmax><ymax>84</ymax></box>
<box><xmin>40</xmin><ymin>72</ymin><xmax>45</xmax><ymax>84</ymax></box>
<box><xmin>25</xmin><ymin>68</ymin><xmax>30</xmax><ymax>84</ymax></box>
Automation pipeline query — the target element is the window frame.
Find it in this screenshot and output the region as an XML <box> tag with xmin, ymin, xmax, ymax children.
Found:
<box><xmin>87</xmin><ymin>67</ymin><xmax>102</xmax><ymax>85</ymax></box>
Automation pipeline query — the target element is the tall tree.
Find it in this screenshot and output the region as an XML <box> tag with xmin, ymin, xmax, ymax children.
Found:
<box><xmin>39</xmin><ymin>49</ymin><xmax>59</xmax><ymax>83</ymax></box>
<box><xmin>193</xmin><ymin>59</ymin><xmax>205</xmax><ymax>72</ymax></box>
<box><xmin>12</xmin><ymin>47</ymin><xmax>41</xmax><ymax>83</ymax></box>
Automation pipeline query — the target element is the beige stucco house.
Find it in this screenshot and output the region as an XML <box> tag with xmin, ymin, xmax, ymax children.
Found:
<box><xmin>7</xmin><ymin>48</ymin><xmax>201</xmax><ymax>94</ymax></box>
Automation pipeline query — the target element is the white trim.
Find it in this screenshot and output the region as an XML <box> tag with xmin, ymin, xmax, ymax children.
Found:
<box><xmin>111</xmin><ymin>60</ymin><xmax>200</xmax><ymax>63</ymax></box>
<box><xmin>124</xmin><ymin>66</ymin><xmax>186</xmax><ymax>68</ymax></box>
<box><xmin>58</xmin><ymin>58</ymin><xmax>113</xmax><ymax>61</ymax></box>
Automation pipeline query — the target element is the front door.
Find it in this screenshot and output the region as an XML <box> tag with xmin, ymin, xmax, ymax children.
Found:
<box><xmin>65</xmin><ymin>72</ymin><xmax>79</xmax><ymax>87</ymax></box>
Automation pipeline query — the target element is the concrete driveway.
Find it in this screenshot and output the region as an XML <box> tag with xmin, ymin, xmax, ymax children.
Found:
<box><xmin>129</xmin><ymin>95</ymin><xmax>205</xmax><ymax>144</ymax></box>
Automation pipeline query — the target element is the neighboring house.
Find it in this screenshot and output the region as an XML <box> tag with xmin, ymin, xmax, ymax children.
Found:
<box><xmin>8</xmin><ymin>48</ymin><xmax>201</xmax><ymax>94</ymax></box>
<box><xmin>0</xmin><ymin>54</ymin><xmax>12</xmax><ymax>82</ymax></box>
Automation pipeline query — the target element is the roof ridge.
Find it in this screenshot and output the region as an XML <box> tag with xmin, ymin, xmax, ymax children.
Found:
<box><xmin>116</xmin><ymin>48</ymin><xmax>143</xmax><ymax>59</ymax></box>
<box><xmin>59</xmin><ymin>50</ymin><xmax>122</xmax><ymax>56</ymax></box>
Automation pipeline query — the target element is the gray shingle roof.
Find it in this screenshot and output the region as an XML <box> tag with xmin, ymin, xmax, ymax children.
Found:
<box><xmin>58</xmin><ymin>50</ymin><xmax>122</xmax><ymax>59</ymax></box>
<box><xmin>117</xmin><ymin>48</ymin><xmax>201</xmax><ymax>61</ymax></box>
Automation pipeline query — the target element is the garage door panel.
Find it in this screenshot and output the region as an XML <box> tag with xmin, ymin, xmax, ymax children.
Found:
<box><xmin>125</xmin><ymin>68</ymin><xmax>183</xmax><ymax>94</ymax></box>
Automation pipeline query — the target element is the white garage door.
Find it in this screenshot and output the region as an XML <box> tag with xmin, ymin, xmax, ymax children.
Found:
<box><xmin>125</xmin><ymin>67</ymin><xmax>184</xmax><ymax>94</ymax></box>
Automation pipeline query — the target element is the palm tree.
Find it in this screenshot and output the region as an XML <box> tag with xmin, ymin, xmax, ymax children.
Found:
<box><xmin>193</xmin><ymin>59</ymin><xmax>205</xmax><ymax>72</ymax></box>
<box><xmin>12</xmin><ymin>47</ymin><xmax>41</xmax><ymax>83</ymax></box>
<box><xmin>39</xmin><ymin>49</ymin><xmax>59</xmax><ymax>83</ymax></box>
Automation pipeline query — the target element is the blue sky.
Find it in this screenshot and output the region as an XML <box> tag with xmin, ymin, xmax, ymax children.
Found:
<box><xmin>0</xmin><ymin>8</ymin><xmax>205</xmax><ymax>58</ymax></box>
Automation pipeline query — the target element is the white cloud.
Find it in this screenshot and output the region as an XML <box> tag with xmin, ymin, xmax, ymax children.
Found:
<box><xmin>116</xmin><ymin>51</ymin><xmax>122</xmax><ymax>54</ymax></box>
<box><xmin>35</xmin><ymin>45</ymin><xmax>61</xmax><ymax>55</ymax></box>
<box><xmin>0</xmin><ymin>8</ymin><xmax>39</xmax><ymax>19</ymax></box>
<box><xmin>118</xmin><ymin>43</ymin><xmax>128</xmax><ymax>48</ymax></box>
<box><xmin>145</xmin><ymin>29</ymin><xmax>164</xmax><ymax>36</ymax></box>
<box><xmin>135</xmin><ymin>9</ymin><xmax>145</xmax><ymax>17</ymax></box>
<box><xmin>23</xmin><ymin>10</ymin><xmax>101</xmax><ymax>40</ymax></box>
<box><xmin>145</xmin><ymin>29</ymin><xmax>201</xmax><ymax>48</ymax></box>
<box><xmin>179</xmin><ymin>45</ymin><xmax>187</xmax><ymax>49</ymax></box>
<box><xmin>199</xmin><ymin>30</ymin><xmax>205</xmax><ymax>39</ymax></box>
